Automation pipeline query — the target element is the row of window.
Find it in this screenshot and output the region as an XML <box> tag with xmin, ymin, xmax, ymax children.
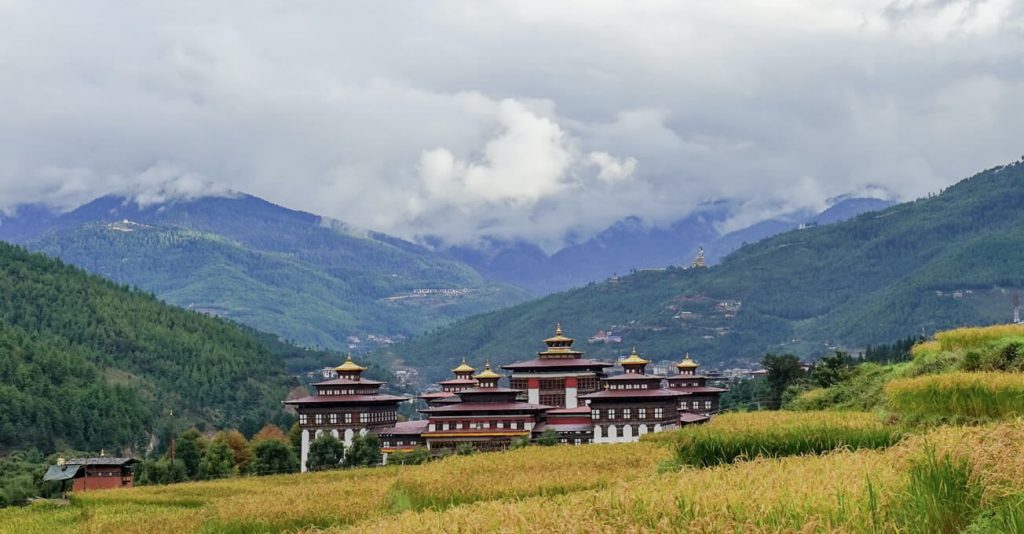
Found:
<box><xmin>382</xmin><ymin>439</ymin><xmax>423</xmax><ymax>448</ymax></box>
<box><xmin>299</xmin><ymin>411</ymin><xmax>396</xmax><ymax>425</ymax></box>
<box><xmin>592</xmin><ymin>407</ymin><xmax>664</xmax><ymax>420</ymax></box>
<box><xmin>679</xmin><ymin>400</ymin><xmax>714</xmax><ymax>410</ymax></box>
<box><xmin>319</xmin><ymin>388</ymin><xmax>366</xmax><ymax>395</ymax></box>
<box><xmin>430</xmin><ymin>420</ymin><xmax>527</xmax><ymax>431</ymax></box>
<box><xmin>674</xmin><ymin>381</ymin><xmax>702</xmax><ymax>387</ymax></box>
<box><xmin>605</xmin><ymin>383</ymin><xmax>653</xmax><ymax>390</ymax></box>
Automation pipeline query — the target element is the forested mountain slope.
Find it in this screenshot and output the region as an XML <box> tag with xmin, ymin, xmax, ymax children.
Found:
<box><xmin>391</xmin><ymin>160</ymin><xmax>1024</xmax><ymax>383</ymax></box>
<box><xmin>0</xmin><ymin>242</ymin><xmax>298</xmax><ymax>453</ymax></box>
<box><xmin>1</xmin><ymin>194</ymin><xmax>528</xmax><ymax>351</ymax></box>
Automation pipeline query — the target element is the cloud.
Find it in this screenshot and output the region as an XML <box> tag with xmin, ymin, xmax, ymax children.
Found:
<box><xmin>1</xmin><ymin>1</ymin><xmax>1023</xmax><ymax>250</ymax></box>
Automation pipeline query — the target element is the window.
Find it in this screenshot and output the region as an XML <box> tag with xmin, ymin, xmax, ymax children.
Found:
<box><xmin>623</xmin><ymin>408</ymin><xmax>631</xmax><ymax>419</ymax></box>
<box><xmin>591</xmin><ymin>409</ymin><xmax>599</xmax><ymax>420</ymax></box>
<box><xmin>654</xmin><ymin>408</ymin><xmax>663</xmax><ymax>419</ymax></box>
<box><xmin>608</xmin><ymin>409</ymin><xmax>616</xmax><ymax>420</ymax></box>
<box><xmin>329</xmin><ymin>413</ymin><xmax>338</xmax><ymax>424</ymax></box>
<box><xmin>638</xmin><ymin>408</ymin><xmax>647</xmax><ymax>419</ymax></box>
<box><xmin>299</xmin><ymin>414</ymin><xmax>308</xmax><ymax>424</ymax></box>
<box><xmin>344</xmin><ymin>413</ymin><xmax>352</xmax><ymax>424</ymax></box>
<box><xmin>692</xmin><ymin>401</ymin><xmax>700</xmax><ymax>410</ymax></box>
<box><xmin>704</xmin><ymin>400</ymin><xmax>712</xmax><ymax>410</ymax></box>
<box><xmin>314</xmin><ymin>413</ymin><xmax>323</xmax><ymax>424</ymax></box>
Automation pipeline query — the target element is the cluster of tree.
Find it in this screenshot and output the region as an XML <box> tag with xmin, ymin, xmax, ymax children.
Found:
<box><xmin>135</xmin><ymin>424</ymin><xmax>300</xmax><ymax>484</ymax></box>
<box><xmin>861</xmin><ymin>336</ymin><xmax>922</xmax><ymax>364</ymax></box>
<box><xmin>306</xmin><ymin>433</ymin><xmax>380</xmax><ymax>471</ymax></box>
<box><xmin>0</xmin><ymin>242</ymin><xmax>299</xmax><ymax>453</ymax></box>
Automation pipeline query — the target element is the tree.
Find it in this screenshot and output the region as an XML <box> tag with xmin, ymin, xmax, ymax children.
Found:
<box><xmin>537</xmin><ymin>429</ymin><xmax>559</xmax><ymax>446</ymax></box>
<box><xmin>763</xmin><ymin>354</ymin><xmax>805</xmax><ymax>409</ymax></box>
<box><xmin>810</xmin><ymin>351</ymin><xmax>854</xmax><ymax>388</ymax></box>
<box><xmin>456</xmin><ymin>442</ymin><xmax>475</xmax><ymax>456</ymax></box>
<box><xmin>307</xmin><ymin>434</ymin><xmax>345</xmax><ymax>471</ymax></box>
<box><xmin>199</xmin><ymin>440</ymin><xmax>236</xmax><ymax>480</ymax></box>
<box><xmin>176</xmin><ymin>428</ymin><xmax>206</xmax><ymax>479</ymax></box>
<box><xmin>253</xmin><ymin>424</ymin><xmax>289</xmax><ymax>445</ymax></box>
<box><xmin>250</xmin><ymin>439</ymin><xmax>298</xmax><ymax>476</ymax></box>
<box><xmin>343</xmin><ymin>434</ymin><xmax>380</xmax><ymax>468</ymax></box>
<box><xmin>388</xmin><ymin>447</ymin><xmax>429</xmax><ymax>465</ymax></box>
<box><xmin>213</xmin><ymin>430</ymin><xmax>252</xmax><ymax>474</ymax></box>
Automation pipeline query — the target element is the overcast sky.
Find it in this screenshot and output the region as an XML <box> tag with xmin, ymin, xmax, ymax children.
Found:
<box><xmin>2</xmin><ymin>1</ymin><xmax>1023</xmax><ymax>250</ymax></box>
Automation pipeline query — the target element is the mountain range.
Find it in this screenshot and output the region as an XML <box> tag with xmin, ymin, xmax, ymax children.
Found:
<box><xmin>0</xmin><ymin>241</ymin><xmax>303</xmax><ymax>452</ymax></box>
<box><xmin>386</xmin><ymin>160</ymin><xmax>1024</xmax><ymax>384</ymax></box>
<box><xmin>442</xmin><ymin>197</ymin><xmax>894</xmax><ymax>294</ymax></box>
<box><xmin>0</xmin><ymin>192</ymin><xmax>890</xmax><ymax>360</ymax></box>
<box><xmin>0</xmin><ymin>194</ymin><xmax>529</xmax><ymax>352</ymax></box>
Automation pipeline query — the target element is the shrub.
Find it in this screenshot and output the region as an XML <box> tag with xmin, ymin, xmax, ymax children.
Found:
<box><xmin>885</xmin><ymin>372</ymin><xmax>1024</xmax><ymax>421</ymax></box>
<box><xmin>667</xmin><ymin>411</ymin><xmax>903</xmax><ymax>467</ymax></box>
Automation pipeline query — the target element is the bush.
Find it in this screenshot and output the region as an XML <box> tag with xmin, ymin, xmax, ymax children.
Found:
<box><xmin>667</xmin><ymin>411</ymin><xmax>903</xmax><ymax>467</ymax></box>
<box><xmin>886</xmin><ymin>372</ymin><xmax>1024</xmax><ymax>421</ymax></box>
<box><xmin>307</xmin><ymin>434</ymin><xmax>345</xmax><ymax>471</ymax></box>
<box><xmin>250</xmin><ymin>439</ymin><xmax>298</xmax><ymax>476</ymax></box>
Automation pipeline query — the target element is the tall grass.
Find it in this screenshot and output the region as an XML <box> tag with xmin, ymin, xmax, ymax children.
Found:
<box><xmin>886</xmin><ymin>372</ymin><xmax>1024</xmax><ymax>421</ymax></box>
<box><xmin>894</xmin><ymin>448</ymin><xmax>982</xmax><ymax>534</ymax></box>
<box><xmin>663</xmin><ymin>411</ymin><xmax>903</xmax><ymax>467</ymax></box>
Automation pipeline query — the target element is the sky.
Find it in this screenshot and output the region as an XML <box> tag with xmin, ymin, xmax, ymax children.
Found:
<box><xmin>1</xmin><ymin>0</ymin><xmax>1023</xmax><ymax>251</ymax></box>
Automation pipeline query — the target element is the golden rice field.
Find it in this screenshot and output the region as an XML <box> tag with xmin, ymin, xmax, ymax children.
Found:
<box><xmin>887</xmin><ymin>371</ymin><xmax>1024</xmax><ymax>421</ymax></box>
<box><xmin>3</xmin><ymin>412</ymin><xmax>1024</xmax><ymax>533</ymax></box>
<box><xmin>911</xmin><ymin>323</ymin><xmax>1024</xmax><ymax>358</ymax></box>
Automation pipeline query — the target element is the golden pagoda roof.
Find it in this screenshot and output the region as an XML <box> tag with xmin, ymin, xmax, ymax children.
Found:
<box><xmin>544</xmin><ymin>323</ymin><xmax>574</xmax><ymax>344</ymax></box>
<box><xmin>452</xmin><ymin>358</ymin><xmax>475</xmax><ymax>373</ymax></box>
<box><xmin>677</xmin><ymin>353</ymin><xmax>700</xmax><ymax>369</ymax></box>
<box><xmin>473</xmin><ymin>361</ymin><xmax>501</xmax><ymax>380</ymax></box>
<box><xmin>620</xmin><ymin>347</ymin><xmax>649</xmax><ymax>366</ymax></box>
<box><xmin>334</xmin><ymin>354</ymin><xmax>367</xmax><ymax>372</ymax></box>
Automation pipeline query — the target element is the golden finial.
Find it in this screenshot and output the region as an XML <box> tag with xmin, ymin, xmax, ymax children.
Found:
<box><xmin>473</xmin><ymin>360</ymin><xmax>501</xmax><ymax>380</ymax></box>
<box><xmin>555</xmin><ymin>323</ymin><xmax>563</xmax><ymax>336</ymax></box>
<box><xmin>621</xmin><ymin>348</ymin><xmax>649</xmax><ymax>365</ymax></box>
<box><xmin>677</xmin><ymin>353</ymin><xmax>699</xmax><ymax>369</ymax></box>
<box><xmin>334</xmin><ymin>353</ymin><xmax>367</xmax><ymax>372</ymax></box>
<box><xmin>452</xmin><ymin>357</ymin><xmax>475</xmax><ymax>373</ymax></box>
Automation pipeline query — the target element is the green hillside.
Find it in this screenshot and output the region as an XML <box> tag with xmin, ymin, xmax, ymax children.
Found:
<box><xmin>0</xmin><ymin>242</ymin><xmax>298</xmax><ymax>453</ymax></box>
<box><xmin>20</xmin><ymin>195</ymin><xmax>529</xmax><ymax>351</ymax></box>
<box><xmin>391</xmin><ymin>160</ymin><xmax>1024</xmax><ymax>383</ymax></box>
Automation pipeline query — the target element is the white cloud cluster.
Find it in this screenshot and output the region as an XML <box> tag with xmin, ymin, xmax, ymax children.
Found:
<box><xmin>1</xmin><ymin>0</ymin><xmax>1023</xmax><ymax>249</ymax></box>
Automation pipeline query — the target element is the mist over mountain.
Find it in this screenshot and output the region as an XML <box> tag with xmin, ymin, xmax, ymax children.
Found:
<box><xmin>442</xmin><ymin>197</ymin><xmax>893</xmax><ymax>294</ymax></box>
<box><xmin>387</xmin><ymin>159</ymin><xmax>1024</xmax><ymax>383</ymax></box>
<box><xmin>0</xmin><ymin>194</ymin><xmax>529</xmax><ymax>352</ymax></box>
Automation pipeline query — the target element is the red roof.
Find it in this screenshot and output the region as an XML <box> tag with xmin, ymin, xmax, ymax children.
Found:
<box><xmin>312</xmin><ymin>377</ymin><xmax>384</xmax><ymax>386</ymax></box>
<box><xmin>283</xmin><ymin>394</ymin><xmax>406</xmax><ymax>405</ymax></box>
<box><xmin>545</xmin><ymin>406</ymin><xmax>592</xmax><ymax>415</ymax></box>
<box><xmin>502</xmin><ymin>358</ymin><xmax>614</xmax><ymax>370</ymax></box>
<box><xmin>679</xmin><ymin>412</ymin><xmax>711</xmax><ymax>423</ymax></box>
<box><xmin>669</xmin><ymin>386</ymin><xmax>729</xmax><ymax>394</ymax></box>
<box><xmin>579</xmin><ymin>389</ymin><xmax>682</xmax><ymax>400</ymax></box>
<box><xmin>419</xmin><ymin>391</ymin><xmax>456</xmax><ymax>399</ymax></box>
<box><xmin>379</xmin><ymin>420</ymin><xmax>429</xmax><ymax>436</ymax></box>
<box><xmin>533</xmin><ymin>423</ymin><xmax>593</xmax><ymax>433</ymax></box>
<box><xmin>421</xmin><ymin>402</ymin><xmax>551</xmax><ymax>414</ymax></box>
<box><xmin>602</xmin><ymin>374</ymin><xmax>665</xmax><ymax>381</ymax></box>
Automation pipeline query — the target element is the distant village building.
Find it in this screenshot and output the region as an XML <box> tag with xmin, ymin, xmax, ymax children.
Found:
<box><xmin>43</xmin><ymin>456</ymin><xmax>137</xmax><ymax>493</ymax></box>
<box><xmin>284</xmin><ymin>355</ymin><xmax>405</xmax><ymax>472</ymax></box>
<box><xmin>502</xmin><ymin>324</ymin><xmax>613</xmax><ymax>408</ymax></box>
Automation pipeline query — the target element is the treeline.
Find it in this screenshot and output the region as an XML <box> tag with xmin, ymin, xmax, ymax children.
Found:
<box><xmin>0</xmin><ymin>242</ymin><xmax>296</xmax><ymax>453</ymax></box>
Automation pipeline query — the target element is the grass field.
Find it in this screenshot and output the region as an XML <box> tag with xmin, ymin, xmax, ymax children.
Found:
<box><xmin>5</xmin><ymin>415</ymin><xmax>1024</xmax><ymax>533</ymax></box>
<box><xmin>6</xmin><ymin>325</ymin><xmax>1024</xmax><ymax>533</ymax></box>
